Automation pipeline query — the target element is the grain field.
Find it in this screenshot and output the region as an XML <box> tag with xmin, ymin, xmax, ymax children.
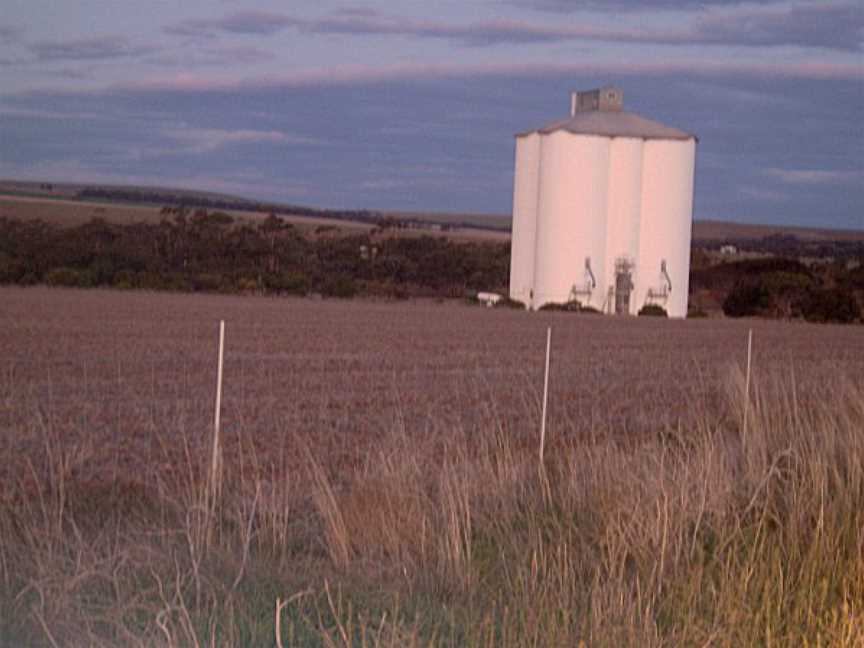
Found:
<box><xmin>0</xmin><ymin>287</ymin><xmax>862</xmax><ymax>646</ymax></box>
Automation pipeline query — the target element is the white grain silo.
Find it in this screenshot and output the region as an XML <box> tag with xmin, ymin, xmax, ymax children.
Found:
<box><xmin>510</xmin><ymin>87</ymin><xmax>696</xmax><ymax>317</ymax></box>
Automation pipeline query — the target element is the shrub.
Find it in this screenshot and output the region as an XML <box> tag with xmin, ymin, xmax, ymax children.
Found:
<box><xmin>321</xmin><ymin>275</ymin><xmax>357</xmax><ymax>299</ymax></box>
<box><xmin>761</xmin><ymin>270</ymin><xmax>815</xmax><ymax>295</ymax></box>
<box><xmin>539</xmin><ymin>300</ymin><xmax>582</xmax><ymax>312</ymax></box>
<box><xmin>266</xmin><ymin>271</ymin><xmax>309</xmax><ymax>296</ymax></box>
<box><xmin>839</xmin><ymin>263</ymin><xmax>864</xmax><ymax>291</ymax></box>
<box><xmin>638</xmin><ymin>304</ymin><xmax>668</xmax><ymax>317</ymax></box>
<box><xmin>112</xmin><ymin>270</ymin><xmax>137</xmax><ymax>290</ymax></box>
<box><xmin>190</xmin><ymin>273</ymin><xmax>223</xmax><ymax>293</ymax></box>
<box><xmin>723</xmin><ymin>279</ymin><xmax>771</xmax><ymax>317</ymax></box>
<box><xmin>44</xmin><ymin>267</ymin><xmax>94</xmax><ymax>288</ymax></box>
<box><xmin>237</xmin><ymin>277</ymin><xmax>260</xmax><ymax>293</ymax></box>
<box><xmin>494</xmin><ymin>297</ymin><xmax>527</xmax><ymax>310</ymax></box>
<box><xmin>208</xmin><ymin>211</ymin><xmax>234</xmax><ymax>226</ymax></box>
<box><xmin>0</xmin><ymin>253</ymin><xmax>26</xmax><ymax>284</ymax></box>
<box><xmin>364</xmin><ymin>280</ymin><xmax>410</xmax><ymax>300</ymax></box>
<box><xmin>691</xmin><ymin>257</ymin><xmax>814</xmax><ymax>292</ymax></box>
<box><xmin>135</xmin><ymin>272</ymin><xmax>182</xmax><ymax>291</ymax></box>
<box><xmin>162</xmin><ymin>274</ymin><xmax>192</xmax><ymax>292</ymax></box>
<box><xmin>797</xmin><ymin>288</ymin><xmax>861</xmax><ymax>324</ymax></box>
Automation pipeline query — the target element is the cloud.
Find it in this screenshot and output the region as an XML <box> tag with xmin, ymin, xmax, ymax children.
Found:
<box><xmin>332</xmin><ymin>8</ymin><xmax>379</xmax><ymax>19</ymax></box>
<box><xmin>149</xmin><ymin>46</ymin><xmax>274</xmax><ymax>68</ymax></box>
<box><xmin>0</xmin><ymin>105</ymin><xmax>104</xmax><ymax>120</ymax></box>
<box><xmin>161</xmin><ymin>127</ymin><xmax>321</xmax><ymax>154</ymax></box>
<box><xmin>764</xmin><ymin>168</ymin><xmax>864</xmax><ymax>185</ymax></box>
<box><xmin>206</xmin><ymin>46</ymin><xmax>274</xmax><ymax>64</ymax></box>
<box><xmin>30</xmin><ymin>36</ymin><xmax>155</xmax><ymax>61</ymax></box>
<box><xmin>740</xmin><ymin>185</ymin><xmax>788</xmax><ymax>202</ymax></box>
<box><xmin>0</xmin><ymin>24</ymin><xmax>23</xmax><ymax>43</ymax></box>
<box><xmin>165</xmin><ymin>10</ymin><xmax>649</xmax><ymax>47</ymax></box>
<box><xmin>514</xmin><ymin>0</ymin><xmax>744</xmax><ymax>11</ymax></box>
<box><xmin>318</xmin><ymin>4</ymin><xmax>864</xmax><ymax>51</ymax></box>
<box><xmin>165</xmin><ymin>11</ymin><xmax>300</xmax><ymax>37</ymax></box>
<box><xmin>694</xmin><ymin>3</ymin><xmax>864</xmax><ymax>52</ymax></box>
<box><xmin>163</xmin><ymin>4</ymin><xmax>863</xmax><ymax>51</ymax></box>
<box><xmin>106</xmin><ymin>59</ymin><xmax>862</xmax><ymax>95</ymax></box>
<box><xmin>302</xmin><ymin>14</ymin><xmax>610</xmax><ymax>46</ymax></box>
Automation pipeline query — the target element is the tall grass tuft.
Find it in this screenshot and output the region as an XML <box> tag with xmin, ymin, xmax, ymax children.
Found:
<box><xmin>1</xmin><ymin>364</ymin><xmax>862</xmax><ymax>646</ymax></box>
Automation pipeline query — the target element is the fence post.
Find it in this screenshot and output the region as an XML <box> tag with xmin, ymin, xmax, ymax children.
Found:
<box><xmin>210</xmin><ymin>320</ymin><xmax>225</xmax><ymax>504</ymax></box>
<box><xmin>540</xmin><ymin>326</ymin><xmax>551</xmax><ymax>464</ymax></box>
<box><xmin>742</xmin><ymin>327</ymin><xmax>753</xmax><ymax>443</ymax></box>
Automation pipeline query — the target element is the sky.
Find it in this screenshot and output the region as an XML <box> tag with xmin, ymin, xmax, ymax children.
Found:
<box><xmin>0</xmin><ymin>0</ymin><xmax>862</xmax><ymax>230</ymax></box>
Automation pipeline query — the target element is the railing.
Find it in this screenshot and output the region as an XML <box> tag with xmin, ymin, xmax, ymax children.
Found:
<box><xmin>569</xmin><ymin>258</ymin><xmax>596</xmax><ymax>301</ymax></box>
<box><xmin>646</xmin><ymin>260</ymin><xmax>672</xmax><ymax>302</ymax></box>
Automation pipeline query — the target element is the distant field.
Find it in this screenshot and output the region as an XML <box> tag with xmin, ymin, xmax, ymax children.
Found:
<box><xmin>380</xmin><ymin>212</ymin><xmax>864</xmax><ymax>242</ymax></box>
<box><xmin>0</xmin><ymin>193</ymin><xmax>373</xmax><ymax>232</ymax></box>
<box><xmin>3</xmin><ymin>192</ymin><xmax>862</xmax><ymax>244</ymax></box>
<box><xmin>3</xmin><ymin>176</ymin><xmax>861</xmax><ymax>243</ymax></box>
<box><xmin>0</xmin><ymin>194</ymin><xmax>508</xmax><ymax>241</ymax></box>
<box><xmin>0</xmin><ymin>179</ymin><xmax>254</xmax><ymax>204</ymax></box>
<box><xmin>0</xmin><ymin>193</ymin><xmax>165</xmax><ymax>226</ymax></box>
<box><xmin>1</xmin><ymin>287</ymin><xmax>862</xmax><ymax>646</ymax></box>
<box><xmin>397</xmin><ymin>213</ymin><xmax>864</xmax><ymax>242</ymax></box>
<box><xmin>692</xmin><ymin>218</ymin><xmax>864</xmax><ymax>242</ymax></box>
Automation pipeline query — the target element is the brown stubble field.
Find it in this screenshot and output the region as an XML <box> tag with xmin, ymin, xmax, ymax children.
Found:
<box><xmin>1</xmin><ymin>287</ymin><xmax>863</xmax><ymax>646</ymax></box>
<box><xmin>1</xmin><ymin>287</ymin><xmax>853</xmax><ymax>484</ymax></box>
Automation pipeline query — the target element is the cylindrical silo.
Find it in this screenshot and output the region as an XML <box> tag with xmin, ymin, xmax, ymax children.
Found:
<box><xmin>510</xmin><ymin>86</ymin><xmax>696</xmax><ymax>317</ymax></box>
<box><xmin>605</xmin><ymin>137</ymin><xmax>644</xmax><ymax>315</ymax></box>
<box><xmin>635</xmin><ymin>138</ymin><xmax>696</xmax><ymax>318</ymax></box>
<box><xmin>532</xmin><ymin>131</ymin><xmax>609</xmax><ymax>309</ymax></box>
<box><xmin>509</xmin><ymin>133</ymin><xmax>541</xmax><ymax>307</ymax></box>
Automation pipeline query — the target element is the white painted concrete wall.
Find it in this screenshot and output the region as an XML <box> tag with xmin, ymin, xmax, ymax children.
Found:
<box><xmin>532</xmin><ymin>132</ymin><xmax>609</xmax><ymax>310</ymax></box>
<box><xmin>604</xmin><ymin>138</ymin><xmax>644</xmax><ymax>314</ymax></box>
<box><xmin>635</xmin><ymin>139</ymin><xmax>696</xmax><ymax>318</ymax></box>
<box><xmin>509</xmin><ymin>133</ymin><xmax>540</xmax><ymax>306</ymax></box>
<box><xmin>510</xmin><ymin>130</ymin><xmax>695</xmax><ymax>317</ymax></box>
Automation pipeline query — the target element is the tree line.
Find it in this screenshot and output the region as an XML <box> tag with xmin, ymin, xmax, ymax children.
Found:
<box><xmin>0</xmin><ymin>210</ymin><xmax>509</xmax><ymax>299</ymax></box>
<box><xmin>78</xmin><ymin>188</ymin><xmax>384</xmax><ymax>226</ymax></box>
<box><xmin>692</xmin><ymin>256</ymin><xmax>862</xmax><ymax>323</ymax></box>
<box><xmin>0</xmin><ymin>209</ymin><xmax>860</xmax><ymax>322</ymax></box>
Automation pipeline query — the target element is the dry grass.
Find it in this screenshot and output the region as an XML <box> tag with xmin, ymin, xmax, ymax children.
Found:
<box><xmin>0</xmin><ymin>287</ymin><xmax>862</xmax><ymax>646</ymax></box>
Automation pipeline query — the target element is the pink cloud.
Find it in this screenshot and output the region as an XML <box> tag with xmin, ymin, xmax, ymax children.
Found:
<box><xmin>163</xmin><ymin>4</ymin><xmax>864</xmax><ymax>51</ymax></box>
<box><xmin>108</xmin><ymin>59</ymin><xmax>863</xmax><ymax>94</ymax></box>
<box><xmin>764</xmin><ymin>168</ymin><xmax>864</xmax><ymax>185</ymax></box>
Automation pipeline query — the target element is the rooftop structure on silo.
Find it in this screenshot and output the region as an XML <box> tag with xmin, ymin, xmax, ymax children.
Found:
<box><xmin>571</xmin><ymin>86</ymin><xmax>623</xmax><ymax>113</ymax></box>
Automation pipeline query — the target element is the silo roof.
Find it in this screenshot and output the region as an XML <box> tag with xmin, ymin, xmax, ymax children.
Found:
<box><xmin>518</xmin><ymin>110</ymin><xmax>695</xmax><ymax>141</ymax></box>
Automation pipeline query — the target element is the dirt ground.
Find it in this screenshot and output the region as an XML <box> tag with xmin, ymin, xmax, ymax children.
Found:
<box><xmin>2</xmin><ymin>287</ymin><xmax>861</xmax><ymax>486</ymax></box>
